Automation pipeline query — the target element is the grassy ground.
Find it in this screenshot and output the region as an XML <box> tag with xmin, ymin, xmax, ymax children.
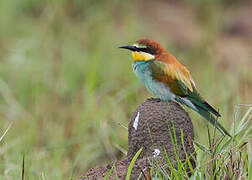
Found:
<box><xmin>0</xmin><ymin>0</ymin><xmax>251</xmax><ymax>179</ymax></box>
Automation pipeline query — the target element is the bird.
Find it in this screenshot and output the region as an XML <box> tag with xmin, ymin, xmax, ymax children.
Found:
<box><xmin>119</xmin><ymin>38</ymin><xmax>231</xmax><ymax>137</ymax></box>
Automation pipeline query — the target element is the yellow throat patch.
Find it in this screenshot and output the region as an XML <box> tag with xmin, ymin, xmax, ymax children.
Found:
<box><xmin>132</xmin><ymin>51</ymin><xmax>155</xmax><ymax>61</ymax></box>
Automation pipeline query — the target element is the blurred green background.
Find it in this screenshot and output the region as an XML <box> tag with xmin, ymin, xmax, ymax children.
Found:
<box><xmin>0</xmin><ymin>0</ymin><xmax>251</xmax><ymax>179</ymax></box>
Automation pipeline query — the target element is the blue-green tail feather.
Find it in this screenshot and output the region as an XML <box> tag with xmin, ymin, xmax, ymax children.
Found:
<box><xmin>175</xmin><ymin>97</ymin><xmax>231</xmax><ymax>137</ymax></box>
<box><xmin>194</xmin><ymin>105</ymin><xmax>231</xmax><ymax>137</ymax></box>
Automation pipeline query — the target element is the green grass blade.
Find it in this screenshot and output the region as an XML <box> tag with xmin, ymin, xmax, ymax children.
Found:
<box><xmin>181</xmin><ymin>130</ymin><xmax>194</xmax><ymax>175</ymax></box>
<box><xmin>194</xmin><ymin>141</ymin><xmax>211</xmax><ymax>155</ymax></box>
<box><xmin>104</xmin><ymin>163</ymin><xmax>115</xmax><ymax>180</ymax></box>
<box><xmin>0</xmin><ymin>121</ymin><xmax>13</xmax><ymax>143</ymax></box>
<box><xmin>154</xmin><ymin>158</ymin><xmax>162</xmax><ymax>180</ymax></box>
<box><xmin>248</xmin><ymin>159</ymin><xmax>252</xmax><ymax>180</ymax></box>
<box><xmin>234</xmin><ymin>106</ymin><xmax>252</xmax><ymax>135</ymax></box>
<box><xmin>213</xmin><ymin>135</ymin><xmax>225</xmax><ymax>154</ymax></box>
<box><xmin>239</xmin><ymin>106</ymin><xmax>252</xmax><ymax>125</ymax></box>
<box><xmin>126</xmin><ymin>148</ymin><xmax>143</xmax><ymax>180</ymax></box>
<box><xmin>163</xmin><ymin>148</ymin><xmax>178</xmax><ymax>179</ymax></box>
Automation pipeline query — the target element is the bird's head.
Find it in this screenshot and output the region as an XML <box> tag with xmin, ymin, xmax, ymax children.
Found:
<box><xmin>119</xmin><ymin>38</ymin><xmax>165</xmax><ymax>61</ymax></box>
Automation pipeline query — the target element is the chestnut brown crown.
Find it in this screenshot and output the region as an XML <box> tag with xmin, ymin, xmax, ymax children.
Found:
<box><xmin>136</xmin><ymin>38</ymin><xmax>167</xmax><ymax>55</ymax></box>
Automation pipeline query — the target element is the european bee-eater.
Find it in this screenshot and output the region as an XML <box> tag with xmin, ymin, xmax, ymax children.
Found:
<box><xmin>119</xmin><ymin>38</ymin><xmax>231</xmax><ymax>137</ymax></box>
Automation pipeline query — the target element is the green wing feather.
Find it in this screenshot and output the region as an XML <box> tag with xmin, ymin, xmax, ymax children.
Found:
<box><xmin>149</xmin><ymin>61</ymin><xmax>231</xmax><ymax>137</ymax></box>
<box><xmin>149</xmin><ymin>61</ymin><xmax>192</xmax><ymax>96</ymax></box>
<box><xmin>150</xmin><ymin>61</ymin><xmax>220</xmax><ymax>116</ymax></box>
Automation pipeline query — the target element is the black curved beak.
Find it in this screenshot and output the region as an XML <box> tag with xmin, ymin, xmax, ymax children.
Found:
<box><xmin>118</xmin><ymin>45</ymin><xmax>138</xmax><ymax>51</ymax></box>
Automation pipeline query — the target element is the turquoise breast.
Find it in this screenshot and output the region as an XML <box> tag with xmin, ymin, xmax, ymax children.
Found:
<box><xmin>132</xmin><ymin>61</ymin><xmax>175</xmax><ymax>101</ymax></box>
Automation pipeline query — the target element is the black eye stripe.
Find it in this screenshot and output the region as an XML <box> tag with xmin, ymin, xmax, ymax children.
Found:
<box><xmin>137</xmin><ymin>47</ymin><xmax>156</xmax><ymax>55</ymax></box>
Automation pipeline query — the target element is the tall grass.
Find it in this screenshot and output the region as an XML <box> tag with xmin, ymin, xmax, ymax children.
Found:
<box><xmin>116</xmin><ymin>106</ymin><xmax>251</xmax><ymax>179</ymax></box>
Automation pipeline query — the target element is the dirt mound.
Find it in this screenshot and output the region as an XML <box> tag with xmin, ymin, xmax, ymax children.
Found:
<box><xmin>79</xmin><ymin>98</ymin><xmax>195</xmax><ymax>179</ymax></box>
